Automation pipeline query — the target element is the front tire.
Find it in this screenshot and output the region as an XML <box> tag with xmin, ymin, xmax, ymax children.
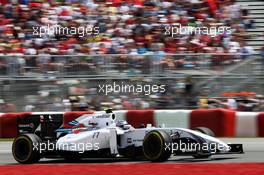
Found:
<box><xmin>192</xmin><ymin>127</ymin><xmax>215</xmax><ymax>159</ymax></box>
<box><xmin>12</xmin><ymin>134</ymin><xmax>41</xmax><ymax>164</ymax></box>
<box><xmin>193</xmin><ymin>127</ymin><xmax>215</xmax><ymax>137</ymax></box>
<box><xmin>142</xmin><ymin>130</ymin><xmax>171</xmax><ymax>162</ymax></box>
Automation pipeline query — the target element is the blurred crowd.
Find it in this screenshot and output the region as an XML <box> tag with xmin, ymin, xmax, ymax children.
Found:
<box><xmin>0</xmin><ymin>0</ymin><xmax>258</xmax><ymax>75</ymax></box>
<box><xmin>1</xmin><ymin>78</ymin><xmax>197</xmax><ymax>112</ymax></box>
<box><xmin>0</xmin><ymin>77</ymin><xmax>264</xmax><ymax>112</ymax></box>
<box><xmin>198</xmin><ymin>94</ymin><xmax>264</xmax><ymax>111</ymax></box>
<box><xmin>0</xmin><ymin>0</ymin><xmax>255</xmax><ymax>55</ymax></box>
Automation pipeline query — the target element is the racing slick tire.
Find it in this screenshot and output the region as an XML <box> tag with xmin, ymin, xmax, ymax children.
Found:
<box><xmin>142</xmin><ymin>130</ymin><xmax>172</xmax><ymax>162</ymax></box>
<box><xmin>193</xmin><ymin>127</ymin><xmax>214</xmax><ymax>159</ymax></box>
<box><xmin>194</xmin><ymin>127</ymin><xmax>215</xmax><ymax>137</ymax></box>
<box><xmin>12</xmin><ymin>134</ymin><xmax>41</xmax><ymax>164</ymax></box>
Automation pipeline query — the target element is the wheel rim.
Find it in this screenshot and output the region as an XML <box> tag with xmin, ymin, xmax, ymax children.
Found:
<box><xmin>143</xmin><ymin>132</ymin><xmax>164</xmax><ymax>160</ymax></box>
<box><xmin>13</xmin><ymin>137</ymin><xmax>31</xmax><ymax>162</ymax></box>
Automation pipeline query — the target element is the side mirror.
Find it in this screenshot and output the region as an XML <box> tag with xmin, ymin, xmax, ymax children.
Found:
<box><xmin>111</xmin><ymin>114</ymin><xmax>116</xmax><ymax>120</ymax></box>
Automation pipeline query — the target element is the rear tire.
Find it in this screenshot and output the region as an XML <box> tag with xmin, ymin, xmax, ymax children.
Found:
<box><xmin>12</xmin><ymin>134</ymin><xmax>41</xmax><ymax>164</ymax></box>
<box><xmin>193</xmin><ymin>127</ymin><xmax>215</xmax><ymax>137</ymax></box>
<box><xmin>142</xmin><ymin>130</ymin><xmax>171</xmax><ymax>162</ymax></box>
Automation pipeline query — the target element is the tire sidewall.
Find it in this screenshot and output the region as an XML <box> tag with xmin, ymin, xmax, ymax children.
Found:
<box><xmin>142</xmin><ymin>130</ymin><xmax>171</xmax><ymax>161</ymax></box>
<box><xmin>12</xmin><ymin>134</ymin><xmax>41</xmax><ymax>164</ymax></box>
<box><xmin>194</xmin><ymin>127</ymin><xmax>215</xmax><ymax>137</ymax></box>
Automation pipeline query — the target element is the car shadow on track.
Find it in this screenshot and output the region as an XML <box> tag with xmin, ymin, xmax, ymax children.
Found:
<box><xmin>168</xmin><ymin>157</ymin><xmax>240</xmax><ymax>163</ymax></box>
<box><xmin>10</xmin><ymin>156</ymin><xmax>240</xmax><ymax>165</ymax></box>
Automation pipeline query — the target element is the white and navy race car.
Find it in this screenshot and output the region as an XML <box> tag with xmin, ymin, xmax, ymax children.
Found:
<box><xmin>12</xmin><ymin>109</ymin><xmax>243</xmax><ymax>164</ymax></box>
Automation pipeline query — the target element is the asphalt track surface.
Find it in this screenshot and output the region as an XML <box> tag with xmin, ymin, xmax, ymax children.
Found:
<box><xmin>0</xmin><ymin>138</ymin><xmax>264</xmax><ymax>165</ymax></box>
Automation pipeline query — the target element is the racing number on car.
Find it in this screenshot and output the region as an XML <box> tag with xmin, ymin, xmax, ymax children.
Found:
<box><xmin>93</xmin><ymin>132</ymin><xmax>100</xmax><ymax>139</ymax></box>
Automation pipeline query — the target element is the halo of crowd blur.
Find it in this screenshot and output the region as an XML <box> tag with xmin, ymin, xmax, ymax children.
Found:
<box><xmin>0</xmin><ymin>0</ymin><xmax>263</xmax><ymax>112</ymax></box>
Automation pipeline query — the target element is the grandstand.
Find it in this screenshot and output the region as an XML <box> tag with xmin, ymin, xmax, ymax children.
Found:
<box><xmin>0</xmin><ymin>0</ymin><xmax>258</xmax><ymax>55</ymax></box>
<box><xmin>237</xmin><ymin>0</ymin><xmax>264</xmax><ymax>52</ymax></box>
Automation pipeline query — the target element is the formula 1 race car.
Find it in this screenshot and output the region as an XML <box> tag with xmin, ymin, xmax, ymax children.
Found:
<box><xmin>12</xmin><ymin>109</ymin><xmax>244</xmax><ymax>164</ymax></box>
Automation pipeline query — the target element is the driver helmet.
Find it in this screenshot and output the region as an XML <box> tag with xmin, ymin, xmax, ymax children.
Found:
<box><xmin>116</xmin><ymin>120</ymin><xmax>128</xmax><ymax>128</ymax></box>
